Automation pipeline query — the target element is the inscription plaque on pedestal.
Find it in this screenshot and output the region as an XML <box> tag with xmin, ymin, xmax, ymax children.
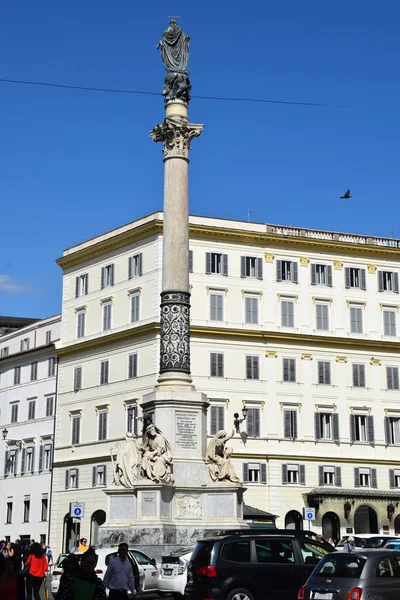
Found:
<box><xmin>176</xmin><ymin>411</ymin><xmax>197</xmax><ymax>449</ymax></box>
<box><xmin>141</xmin><ymin>492</ymin><xmax>157</xmax><ymax>517</ymax></box>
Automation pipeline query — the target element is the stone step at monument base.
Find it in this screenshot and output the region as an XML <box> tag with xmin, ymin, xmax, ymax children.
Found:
<box><xmin>99</xmin><ymin>483</ymin><xmax>247</xmax><ymax>558</ymax></box>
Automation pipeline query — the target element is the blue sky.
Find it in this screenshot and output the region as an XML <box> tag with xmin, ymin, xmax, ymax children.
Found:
<box><xmin>1</xmin><ymin>0</ymin><xmax>400</xmax><ymax>318</ymax></box>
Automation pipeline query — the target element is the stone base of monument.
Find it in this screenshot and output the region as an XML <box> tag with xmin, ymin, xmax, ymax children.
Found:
<box><xmin>98</xmin><ymin>482</ymin><xmax>247</xmax><ymax>558</ymax></box>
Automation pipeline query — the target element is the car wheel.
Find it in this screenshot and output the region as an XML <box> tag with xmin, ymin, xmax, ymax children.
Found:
<box><xmin>225</xmin><ymin>588</ymin><xmax>255</xmax><ymax>600</ymax></box>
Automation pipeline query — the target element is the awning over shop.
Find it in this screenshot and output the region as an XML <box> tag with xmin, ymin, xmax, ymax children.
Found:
<box><xmin>307</xmin><ymin>488</ymin><xmax>400</xmax><ymax>502</ymax></box>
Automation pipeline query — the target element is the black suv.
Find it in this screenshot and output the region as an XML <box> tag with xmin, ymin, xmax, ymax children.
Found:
<box><xmin>185</xmin><ymin>530</ymin><xmax>335</xmax><ymax>600</ymax></box>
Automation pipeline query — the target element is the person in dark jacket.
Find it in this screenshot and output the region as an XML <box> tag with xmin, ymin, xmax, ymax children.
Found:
<box><xmin>58</xmin><ymin>548</ymin><xmax>107</xmax><ymax>600</ymax></box>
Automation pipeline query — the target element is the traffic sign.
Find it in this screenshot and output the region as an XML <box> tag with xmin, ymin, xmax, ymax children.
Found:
<box><xmin>302</xmin><ymin>507</ymin><xmax>315</xmax><ymax>520</ymax></box>
<box><xmin>70</xmin><ymin>502</ymin><xmax>85</xmax><ymax>518</ymax></box>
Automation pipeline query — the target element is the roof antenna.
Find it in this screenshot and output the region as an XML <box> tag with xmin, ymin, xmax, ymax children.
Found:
<box><xmin>248</xmin><ymin>210</ymin><xmax>256</xmax><ymax>222</ymax></box>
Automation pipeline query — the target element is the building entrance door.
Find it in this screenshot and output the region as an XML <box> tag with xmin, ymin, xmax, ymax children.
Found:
<box><xmin>322</xmin><ymin>511</ymin><xmax>340</xmax><ymax>542</ymax></box>
<box><xmin>354</xmin><ymin>505</ymin><xmax>378</xmax><ymax>533</ymax></box>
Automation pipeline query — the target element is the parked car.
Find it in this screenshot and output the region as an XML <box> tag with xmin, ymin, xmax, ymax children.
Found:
<box><xmin>51</xmin><ymin>547</ymin><xmax>159</xmax><ymax>597</ymax></box>
<box><xmin>185</xmin><ymin>530</ymin><xmax>335</xmax><ymax>600</ymax></box>
<box><xmin>384</xmin><ymin>540</ymin><xmax>400</xmax><ymax>550</ymax></box>
<box><xmin>336</xmin><ymin>534</ymin><xmax>397</xmax><ymax>551</ymax></box>
<box><xmin>158</xmin><ymin>547</ymin><xmax>193</xmax><ymax>599</ymax></box>
<box><xmin>298</xmin><ymin>549</ymin><xmax>400</xmax><ymax>600</ymax></box>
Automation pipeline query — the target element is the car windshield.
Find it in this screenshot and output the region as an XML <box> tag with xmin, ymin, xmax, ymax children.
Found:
<box><xmin>190</xmin><ymin>541</ymin><xmax>213</xmax><ymax>570</ymax></box>
<box><xmin>314</xmin><ymin>555</ymin><xmax>366</xmax><ymax>578</ymax></box>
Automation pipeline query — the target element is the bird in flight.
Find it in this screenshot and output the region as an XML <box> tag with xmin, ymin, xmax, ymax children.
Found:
<box><xmin>340</xmin><ymin>189</ymin><xmax>351</xmax><ymax>199</ymax></box>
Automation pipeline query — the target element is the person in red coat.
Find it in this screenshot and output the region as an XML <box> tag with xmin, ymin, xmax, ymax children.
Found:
<box><xmin>25</xmin><ymin>543</ymin><xmax>47</xmax><ymax>600</ymax></box>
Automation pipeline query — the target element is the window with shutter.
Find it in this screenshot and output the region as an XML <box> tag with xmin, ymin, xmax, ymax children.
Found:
<box><xmin>316</xmin><ymin>304</ymin><xmax>329</xmax><ymax>331</ymax></box>
<box><xmin>10</xmin><ymin>403</ymin><xmax>18</xmax><ymax>423</ymax></box>
<box><xmin>279</xmin><ymin>260</ymin><xmax>298</xmax><ymax>283</ymax></box>
<box><xmin>102</xmin><ymin>264</ymin><xmax>115</xmax><ymax>287</ymax></box>
<box><xmin>349</xmin><ymin>306</ymin><xmax>363</xmax><ymax>334</ymax></box>
<box><xmin>128</xmin><ymin>354</ymin><xmax>138</xmax><ymax>379</ymax></box>
<box><xmin>352</xmin><ymin>364</ymin><xmax>366</xmax><ymax>387</ymax></box>
<box><xmin>126</xmin><ymin>405</ymin><xmax>138</xmax><ymax>436</ymax></box>
<box><xmin>283</xmin><ymin>410</ymin><xmax>297</xmax><ymax>439</ymax></box>
<box><xmin>245</xmin><ymin>296</ymin><xmax>258</xmax><ymax>324</ymax></box>
<box><xmin>386</xmin><ymin>416</ymin><xmax>400</xmax><ymax>444</ymax></box>
<box><xmin>100</xmin><ymin>361</ymin><xmax>109</xmax><ymax>385</ymax></box>
<box><xmin>243</xmin><ymin>464</ymin><xmax>249</xmax><ymax>483</ymax></box>
<box><xmin>131</xmin><ymin>294</ymin><xmax>140</xmax><ymax>323</ymax></box>
<box><xmin>317</xmin><ymin>361</ymin><xmax>331</xmax><ymax>385</ymax></box>
<box><xmin>98</xmin><ymin>411</ymin><xmax>108</xmax><ymax>441</ymax></box>
<box><xmin>20</xmin><ymin>448</ymin><xmax>26</xmax><ymax>475</ymax></box>
<box><xmin>282</xmin><ymin>464</ymin><xmax>288</xmax><ymax>485</ymax></box>
<box><xmin>335</xmin><ymin>466</ymin><xmax>342</xmax><ymax>487</ymax></box>
<box><xmin>210</xmin><ymin>353</ymin><xmax>224</xmax><ymax>377</ymax></box>
<box><xmin>74</xmin><ymin>367</ymin><xmax>82</xmax><ymax>392</ymax></box>
<box><xmin>346</xmin><ymin>267</ymin><xmax>366</xmax><ymax>290</ymax></box>
<box><xmin>77</xmin><ymin>311</ymin><xmax>86</xmax><ymax>338</ymax></box>
<box><xmin>189</xmin><ymin>250</ymin><xmax>193</xmax><ymax>273</ymax></box>
<box><xmin>38</xmin><ymin>445</ymin><xmax>44</xmax><ymax>472</ymax></box>
<box><xmin>28</xmin><ymin>400</ymin><xmax>36</xmax><ymax>420</ymax></box>
<box><xmin>46</xmin><ymin>396</ymin><xmax>54</xmax><ymax>417</ymax></box>
<box><xmin>246</xmin><ymin>408</ymin><xmax>261</xmax><ymax>437</ymax></box>
<box><xmin>13</xmin><ymin>366</ymin><xmax>21</xmax><ymax>385</ymax></box>
<box><xmin>129</xmin><ymin>253</ymin><xmax>143</xmax><ymax>279</ymax></box>
<box><xmin>30</xmin><ymin>362</ymin><xmax>38</xmax><ymax>381</ymax></box>
<box><xmin>283</xmin><ymin>358</ymin><xmax>296</xmax><ymax>382</ymax></box>
<box><xmin>299</xmin><ymin>465</ymin><xmax>306</xmax><ymax>485</ymax></box>
<box><xmin>246</xmin><ymin>356</ymin><xmax>260</xmax><ymax>380</ymax></box>
<box><xmin>48</xmin><ymin>357</ymin><xmax>57</xmax><ymax>377</ymax></box>
<box><xmin>281</xmin><ymin>300</ymin><xmax>294</xmax><ymax>327</ymax></box>
<box><xmin>260</xmin><ymin>464</ymin><xmax>267</xmax><ymax>484</ymax></box>
<box><xmin>71</xmin><ymin>415</ymin><xmax>81</xmax><ymax>445</ymax></box>
<box><xmin>351</xmin><ymin>415</ymin><xmax>368</xmax><ymax>443</ymax></box>
<box><xmin>389</xmin><ymin>468</ymin><xmax>400</xmax><ymax>488</ymax></box>
<box><xmin>103</xmin><ymin>303</ymin><xmax>112</xmax><ymax>331</ymax></box>
<box><xmin>206</xmin><ymin>252</ymin><xmax>227</xmax><ymax>275</ymax></box>
<box><xmin>210</xmin><ymin>406</ymin><xmax>225</xmax><ymax>435</ymax></box>
<box><xmin>210</xmin><ymin>293</ymin><xmax>224</xmax><ymax>321</ymax></box>
<box><xmin>387</xmin><ymin>367</ymin><xmax>400</xmax><ymax>390</ymax></box>
<box><xmin>383</xmin><ymin>310</ymin><xmax>397</xmax><ymax>336</ymax></box>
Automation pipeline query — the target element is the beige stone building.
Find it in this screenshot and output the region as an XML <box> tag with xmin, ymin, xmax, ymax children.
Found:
<box><xmin>51</xmin><ymin>212</ymin><xmax>400</xmax><ymax>552</ymax></box>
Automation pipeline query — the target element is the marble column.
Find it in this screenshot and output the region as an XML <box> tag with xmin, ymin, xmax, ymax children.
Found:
<box><xmin>150</xmin><ymin>100</ymin><xmax>203</xmax><ymax>386</ymax></box>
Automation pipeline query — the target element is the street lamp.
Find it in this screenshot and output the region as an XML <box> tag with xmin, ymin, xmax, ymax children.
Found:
<box><xmin>233</xmin><ymin>407</ymin><xmax>249</xmax><ymax>434</ymax></box>
<box><xmin>2</xmin><ymin>428</ymin><xmax>22</xmax><ymax>449</ymax></box>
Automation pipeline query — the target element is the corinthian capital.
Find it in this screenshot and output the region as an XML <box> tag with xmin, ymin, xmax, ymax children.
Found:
<box><xmin>150</xmin><ymin>116</ymin><xmax>204</xmax><ymax>160</ymax></box>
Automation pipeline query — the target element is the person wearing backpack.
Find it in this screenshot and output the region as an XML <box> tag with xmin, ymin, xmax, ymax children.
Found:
<box><xmin>24</xmin><ymin>543</ymin><xmax>47</xmax><ymax>600</ymax></box>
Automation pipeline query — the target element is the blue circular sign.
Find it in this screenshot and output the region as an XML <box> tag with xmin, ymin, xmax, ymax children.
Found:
<box><xmin>306</xmin><ymin>511</ymin><xmax>314</xmax><ymax>519</ymax></box>
<box><xmin>73</xmin><ymin>507</ymin><xmax>82</xmax><ymax>517</ymax></box>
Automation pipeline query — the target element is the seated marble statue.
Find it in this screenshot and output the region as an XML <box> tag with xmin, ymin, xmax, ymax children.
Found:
<box><xmin>205</xmin><ymin>430</ymin><xmax>240</xmax><ymax>483</ymax></box>
<box><xmin>111</xmin><ymin>432</ymin><xmax>139</xmax><ymax>488</ymax></box>
<box><xmin>140</xmin><ymin>425</ymin><xmax>174</xmax><ymax>484</ymax></box>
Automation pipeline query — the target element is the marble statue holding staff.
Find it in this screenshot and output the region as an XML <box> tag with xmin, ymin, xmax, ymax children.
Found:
<box><xmin>205</xmin><ymin>430</ymin><xmax>240</xmax><ymax>483</ymax></box>
<box><xmin>140</xmin><ymin>424</ymin><xmax>174</xmax><ymax>484</ymax></box>
<box><xmin>157</xmin><ymin>20</ymin><xmax>192</xmax><ymax>103</ymax></box>
<box><xmin>111</xmin><ymin>432</ymin><xmax>139</xmax><ymax>488</ymax></box>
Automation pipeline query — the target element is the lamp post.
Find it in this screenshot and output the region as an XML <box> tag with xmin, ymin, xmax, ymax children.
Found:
<box><xmin>2</xmin><ymin>428</ymin><xmax>22</xmax><ymax>450</ymax></box>
<box><xmin>233</xmin><ymin>407</ymin><xmax>249</xmax><ymax>434</ymax></box>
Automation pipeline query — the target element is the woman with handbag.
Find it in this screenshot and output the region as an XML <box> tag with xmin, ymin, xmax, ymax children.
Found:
<box><xmin>24</xmin><ymin>543</ymin><xmax>47</xmax><ymax>600</ymax></box>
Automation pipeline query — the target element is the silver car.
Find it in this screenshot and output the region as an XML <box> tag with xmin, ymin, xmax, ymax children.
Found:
<box><xmin>299</xmin><ymin>550</ymin><xmax>400</xmax><ymax>600</ymax></box>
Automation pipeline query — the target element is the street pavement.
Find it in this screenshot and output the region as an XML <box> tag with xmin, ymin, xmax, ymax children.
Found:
<box><xmin>43</xmin><ymin>574</ymin><xmax>172</xmax><ymax>600</ymax></box>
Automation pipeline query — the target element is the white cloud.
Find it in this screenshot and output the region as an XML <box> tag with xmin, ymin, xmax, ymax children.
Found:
<box><xmin>0</xmin><ymin>275</ymin><xmax>25</xmax><ymax>294</ymax></box>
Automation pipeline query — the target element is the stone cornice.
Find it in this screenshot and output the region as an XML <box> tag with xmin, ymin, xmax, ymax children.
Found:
<box><xmin>56</xmin><ymin>217</ymin><xmax>400</xmax><ymax>271</ymax></box>
<box><xmin>191</xmin><ymin>325</ymin><xmax>400</xmax><ymax>354</ymax></box>
<box><xmin>56</xmin><ymin>220</ymin><xmax>163</xmax><ymax>270</ymax></box>
<box><xmin>55</xmin><ymin>322</ymin><xmax>160</xmax><ymax>358</ymax></box>
<box><xmin>56</xmin><ymin>320</ymin><xmax>400</xmax><ymax>358</ymax></box>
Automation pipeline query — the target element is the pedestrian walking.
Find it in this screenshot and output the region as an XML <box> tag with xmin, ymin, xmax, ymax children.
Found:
<box><xmin>58</xmin><ymin>548</ymin><xmax>107</xmax><ymax>600</ymax></box>
<box><xmin>13</xmin><ymin>540</ymin><xmax>23</xmax><ymax>573</ymax></box>
<box><xmin>0</xmin><ymin>557</ymin><xmax>20</xmax><ymax>600</ymax></box>
<box><xmin>343</xmin><ymin>536</ymin><xmax>355</xmax><ymax>552</ymax></box>
<box><xmin>77</xmin><ymin>538</ymin><xmax>89</xmax><ymax>553</ymax></box>
<box><xmin>103</xmin><ymin>543</ymin><xmax>136</xmax><ymax>600</ymax></box>
<box><xmin>24</xmin><ymin>542</ymin><xmax>47</xmax><ymax>600</ymax></box>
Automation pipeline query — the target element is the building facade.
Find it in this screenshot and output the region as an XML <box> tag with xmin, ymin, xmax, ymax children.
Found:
<box><xmin>0</xmin><ymin>315</ymin><xmax>61</xmax><ymax>545</ymax></box>
<box><xmin>51</xmin><ymin>212</ymin><xmax>400</xmax><ymax>552</ymax></box>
